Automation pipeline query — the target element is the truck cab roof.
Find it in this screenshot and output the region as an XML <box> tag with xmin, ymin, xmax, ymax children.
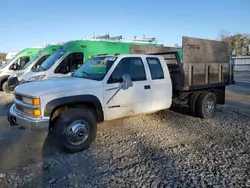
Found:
<box><xmin>95</xmin><ymin>54</ymin><xmax>165</xmax><ymax>59</ymax></box>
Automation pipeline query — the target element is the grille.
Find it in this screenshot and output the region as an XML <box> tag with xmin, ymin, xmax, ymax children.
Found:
<box><xmin>15</xmin><ymin>104</ymin><xmax>34</xmax><ymax>116</ymax></box>
<box><xmin>15</xmin><ymin>104</ymin><xmax>24</xmax><ymax>113</ymax></box>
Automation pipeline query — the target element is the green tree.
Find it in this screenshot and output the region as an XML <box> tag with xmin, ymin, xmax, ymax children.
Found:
<box><xmin>219</xmin><ymin>30</ymin><xmax>250</xmax><ymax>56</ymax></box>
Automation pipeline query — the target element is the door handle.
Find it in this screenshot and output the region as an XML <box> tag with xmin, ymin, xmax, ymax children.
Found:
<box><xmin>144</xmin><ymin>85</ymin><xmax>150</xmax><ymax>89</ymax></box>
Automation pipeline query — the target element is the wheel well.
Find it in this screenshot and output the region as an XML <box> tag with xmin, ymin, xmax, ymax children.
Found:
<box><xmin>49</xmin><ymin>102</ymin><xmax>101</xmax><ymax>131</ymax></box>
<box><xmin>207</xmin><ymin>87</ymin><xmax>225</xmax><ymax>104</ymax></box>
<box><xmin>0</xmin><ymin>78</ymin><xmax>8</xmax><ymax>90</ymax></box>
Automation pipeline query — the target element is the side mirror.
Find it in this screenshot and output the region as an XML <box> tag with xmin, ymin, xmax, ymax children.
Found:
<box><xmin>121</xmin><ymin>74</ymin><xmax>133</xmax><ymax>90</ymax></box>
<box><xmin>10</xmin><ymin>64</ymin><xmax>17</xmax><ymax>70</ymax></box>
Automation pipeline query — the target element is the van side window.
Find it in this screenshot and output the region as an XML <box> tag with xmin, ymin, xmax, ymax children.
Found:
<box><xmin>108</xmin><ymin>57</ymin><xmax>146</xmax><ymax>84</ymax></box>
<box><xmin>71</xmin><ymin>52</ymin><xmax>84</xmax><ymax>72</ymax></box>
<box><xmin>19</xmin><ymin>56</ymin><xmax>31</xmax><ymax>68</ymax></box>
<box><xmin>9</xmin><ymin>56</ymin><xmax>30</xmax><ymax>70</ymax></box>
<box><xmin>54</xmin><ymin>54</ymin><xmax>70</xmax><ymax>74</ymax></box>
<box><xmin>146</xmin><ymin>57</ymin><xmax>164</xmax><ymax>80</ymax></box>
<box><xmin>55</xmin><ymin>52</ymin><xmax>84</xmax><ymax>74</ymax></box>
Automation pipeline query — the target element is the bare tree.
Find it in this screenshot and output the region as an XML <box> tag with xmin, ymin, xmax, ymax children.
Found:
<box><xmin>218</xmin><ymin>29</ymin><xmax>230</xmax><ymax>41</ymax></box>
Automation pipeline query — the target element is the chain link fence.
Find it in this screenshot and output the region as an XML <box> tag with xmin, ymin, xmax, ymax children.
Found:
<box><xmin>231</xmin><ymin>56</ymin><xmax>250</xmax><ymax>73</ymax></box>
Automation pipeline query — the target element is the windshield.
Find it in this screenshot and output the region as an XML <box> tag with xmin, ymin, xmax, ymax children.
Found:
<box><xmin>22</xmin><ymin>53</ymin><xmax>41</xmax><ymax>69</ymax></box>
<box><xmin>33</xmin><ymin>50</ymin><xmax>65</xmax><ymax>72</ymax></box>
<box><xmin>31</xmin><ymin>54</ymin><xmax>50</xmax><ymax>70</ymax></box>
<box><xmin>73</xmin><ymin>56</ymin><xmax>117</xmax><ymax>81</ymax></box>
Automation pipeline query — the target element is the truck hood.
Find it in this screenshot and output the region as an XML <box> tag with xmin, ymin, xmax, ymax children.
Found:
<box><xmin>15</xmin><ymin>77</ymin><xmax>102</xmax><ymax>96</ymax></box>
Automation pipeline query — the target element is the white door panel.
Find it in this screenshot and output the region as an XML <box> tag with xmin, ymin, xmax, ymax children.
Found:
<box><xmin>103</xmin><ymin>81</ymin><xmax>150</xmax><ymax>120</ymax></box>
<box><xmin>150</xmin><ymin>79</ymin><xmax>172</xmax><ymax>111</ymax></box>
<box><xmin>144</xmin><ymin>56</ymin><xmax>172</xmax><ymax>112</ymax></box>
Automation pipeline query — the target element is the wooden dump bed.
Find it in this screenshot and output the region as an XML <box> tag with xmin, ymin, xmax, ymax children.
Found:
<box><xmin>130</xmin><ymin>36</ymin><xmax>234</xmax><ymax>91</ymax></box>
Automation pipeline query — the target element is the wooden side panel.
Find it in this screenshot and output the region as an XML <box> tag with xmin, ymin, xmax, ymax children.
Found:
<box><xmin>182</xmin><ymin>36</ymin><xmax>230</xmax><ymax>87</ymax></box>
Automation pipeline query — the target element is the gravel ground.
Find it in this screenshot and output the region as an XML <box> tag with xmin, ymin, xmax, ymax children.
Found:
<box><xmin>0</xmin><ymin>78</ymin><xmax>249</xmax><ymax>188</ymax></box>
<box><xmin>0</xmin><ymin>92</ymin><xmax>13</xmax><ymax>108</ymax></box>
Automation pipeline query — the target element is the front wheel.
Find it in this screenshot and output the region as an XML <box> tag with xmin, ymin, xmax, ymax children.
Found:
<box><xmin>54</xmin><ymin>108</ymin><xmax>97</xmax><ymax>153</ymax></box>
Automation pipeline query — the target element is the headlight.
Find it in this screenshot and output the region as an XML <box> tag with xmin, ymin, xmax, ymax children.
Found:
<box><xmin>28</xmin><ymin>75</ymin><xmax>46</xmax><ymax>81</ymax></box>
<box><xmin>22</xmin><ymin>97</ymin><xmax>40</xmax><ymax>106</ymax></box>
<box><xmin>17</xmin><ymin>72</ymin><xmax>24</xmax><ymax>77</ymax></box>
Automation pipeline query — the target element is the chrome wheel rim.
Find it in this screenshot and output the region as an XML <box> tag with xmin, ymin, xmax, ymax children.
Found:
<box><xmin>205</xmin><ymin>99</ymin><xmax>215</xmax><ymax>113</ymax></box>
<box><xmin>66</xmin><ymin>120</ymin><xmax>89</xmax><ymax>145</ymax></box>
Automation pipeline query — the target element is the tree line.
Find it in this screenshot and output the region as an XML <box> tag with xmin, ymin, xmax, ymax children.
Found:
<box><xmin>219</xmin><ymin>30</ymin><xmax>250</xmax><ymax>56</ymax></box>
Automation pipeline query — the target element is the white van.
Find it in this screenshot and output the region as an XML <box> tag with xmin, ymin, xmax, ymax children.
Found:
<box><xmin>5</xmin><ymin>52</ymin><xmax>18</xmax><ymax>60</ymax></box>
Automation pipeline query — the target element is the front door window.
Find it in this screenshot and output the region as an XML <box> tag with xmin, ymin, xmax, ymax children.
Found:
<box><xmin>9</xmin><ymin>56</ymin><xmax>30</xmax><ymax>70</ymax></box>
<box><xmin>54</xmin><ymin>52</ymin><xmax>84</xmax><ymax>74</ymax></box>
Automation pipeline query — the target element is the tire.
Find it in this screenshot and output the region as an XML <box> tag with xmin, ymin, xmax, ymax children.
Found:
<box><xmin>2</xmin><ymin>81</ymin><xmax>10</xmax><ymax>93</ymax></box>
<box><xmin>54</xmin><ymin>108</ymin><xmax>97</xmax><ymax>153</ymax></box>
<box><xmin>196</xmin><ymin>91</ymin><xmax>217</xmax><ymax>119</ymax></box>
<box><xmin>188</xmin><ymin>91</ymin><xmax>202</xmax><ymax>117</ymax></box>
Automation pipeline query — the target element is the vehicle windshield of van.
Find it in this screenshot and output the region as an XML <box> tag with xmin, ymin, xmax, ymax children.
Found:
<box><xmin>73</xmin><ymin>56</ymin><xmax>117</xmax><ymax>81</ymax></box>
<box><xmin>22</xmin><ymin>53</ymin><xmax>41</xmax><ymax>70</ymax></box>
<box><xmin>29</xmin><ymin>54</ymin><xmax>51</xmax><ymax>70</ymax></box>
<box><xmin>32</xmin><ymin>51</ymin><xmax>65</xmax><ymax>72</ymax></box>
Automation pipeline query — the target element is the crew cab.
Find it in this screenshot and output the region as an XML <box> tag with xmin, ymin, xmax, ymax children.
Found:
<box><xmin>8</xmin><ymin>37</ymin><xmax>234</xmax><ymax>153</ymax></box>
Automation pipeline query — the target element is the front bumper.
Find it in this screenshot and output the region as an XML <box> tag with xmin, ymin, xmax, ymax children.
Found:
<box><xmin>8</xmin><ymin>104</ymin><xmax>49</xmax><ymax>131</ymax></box>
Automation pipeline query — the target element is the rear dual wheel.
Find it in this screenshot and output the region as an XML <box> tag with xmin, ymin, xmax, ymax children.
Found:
<box><xmin>189</xmin><ymin>91</ymin><xmax>217</xmax><ymax>118</ymax></box>
<box><xmin>188</xmin><ymin>91</ymin><xmax>202</xmax><ymax>117</ymax></box>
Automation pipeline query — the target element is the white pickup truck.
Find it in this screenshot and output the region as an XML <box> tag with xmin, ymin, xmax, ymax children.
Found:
<box><xmin>7</xmin><ymin>37</ymin><xmax>235</xmax><ymax>153</ymax></box>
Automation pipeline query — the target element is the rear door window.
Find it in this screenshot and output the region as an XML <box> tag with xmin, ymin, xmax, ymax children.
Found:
<box><xmin>146</xmin><ymin>57</ymin><xmax>164</xmax><ymax>80</ymax></box>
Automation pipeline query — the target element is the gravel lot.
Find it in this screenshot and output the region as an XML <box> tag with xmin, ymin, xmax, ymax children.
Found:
<box><xmin>0</xmin><ymin>74</ymin><xmax>249</xmax><ymax>188</ymax></box>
